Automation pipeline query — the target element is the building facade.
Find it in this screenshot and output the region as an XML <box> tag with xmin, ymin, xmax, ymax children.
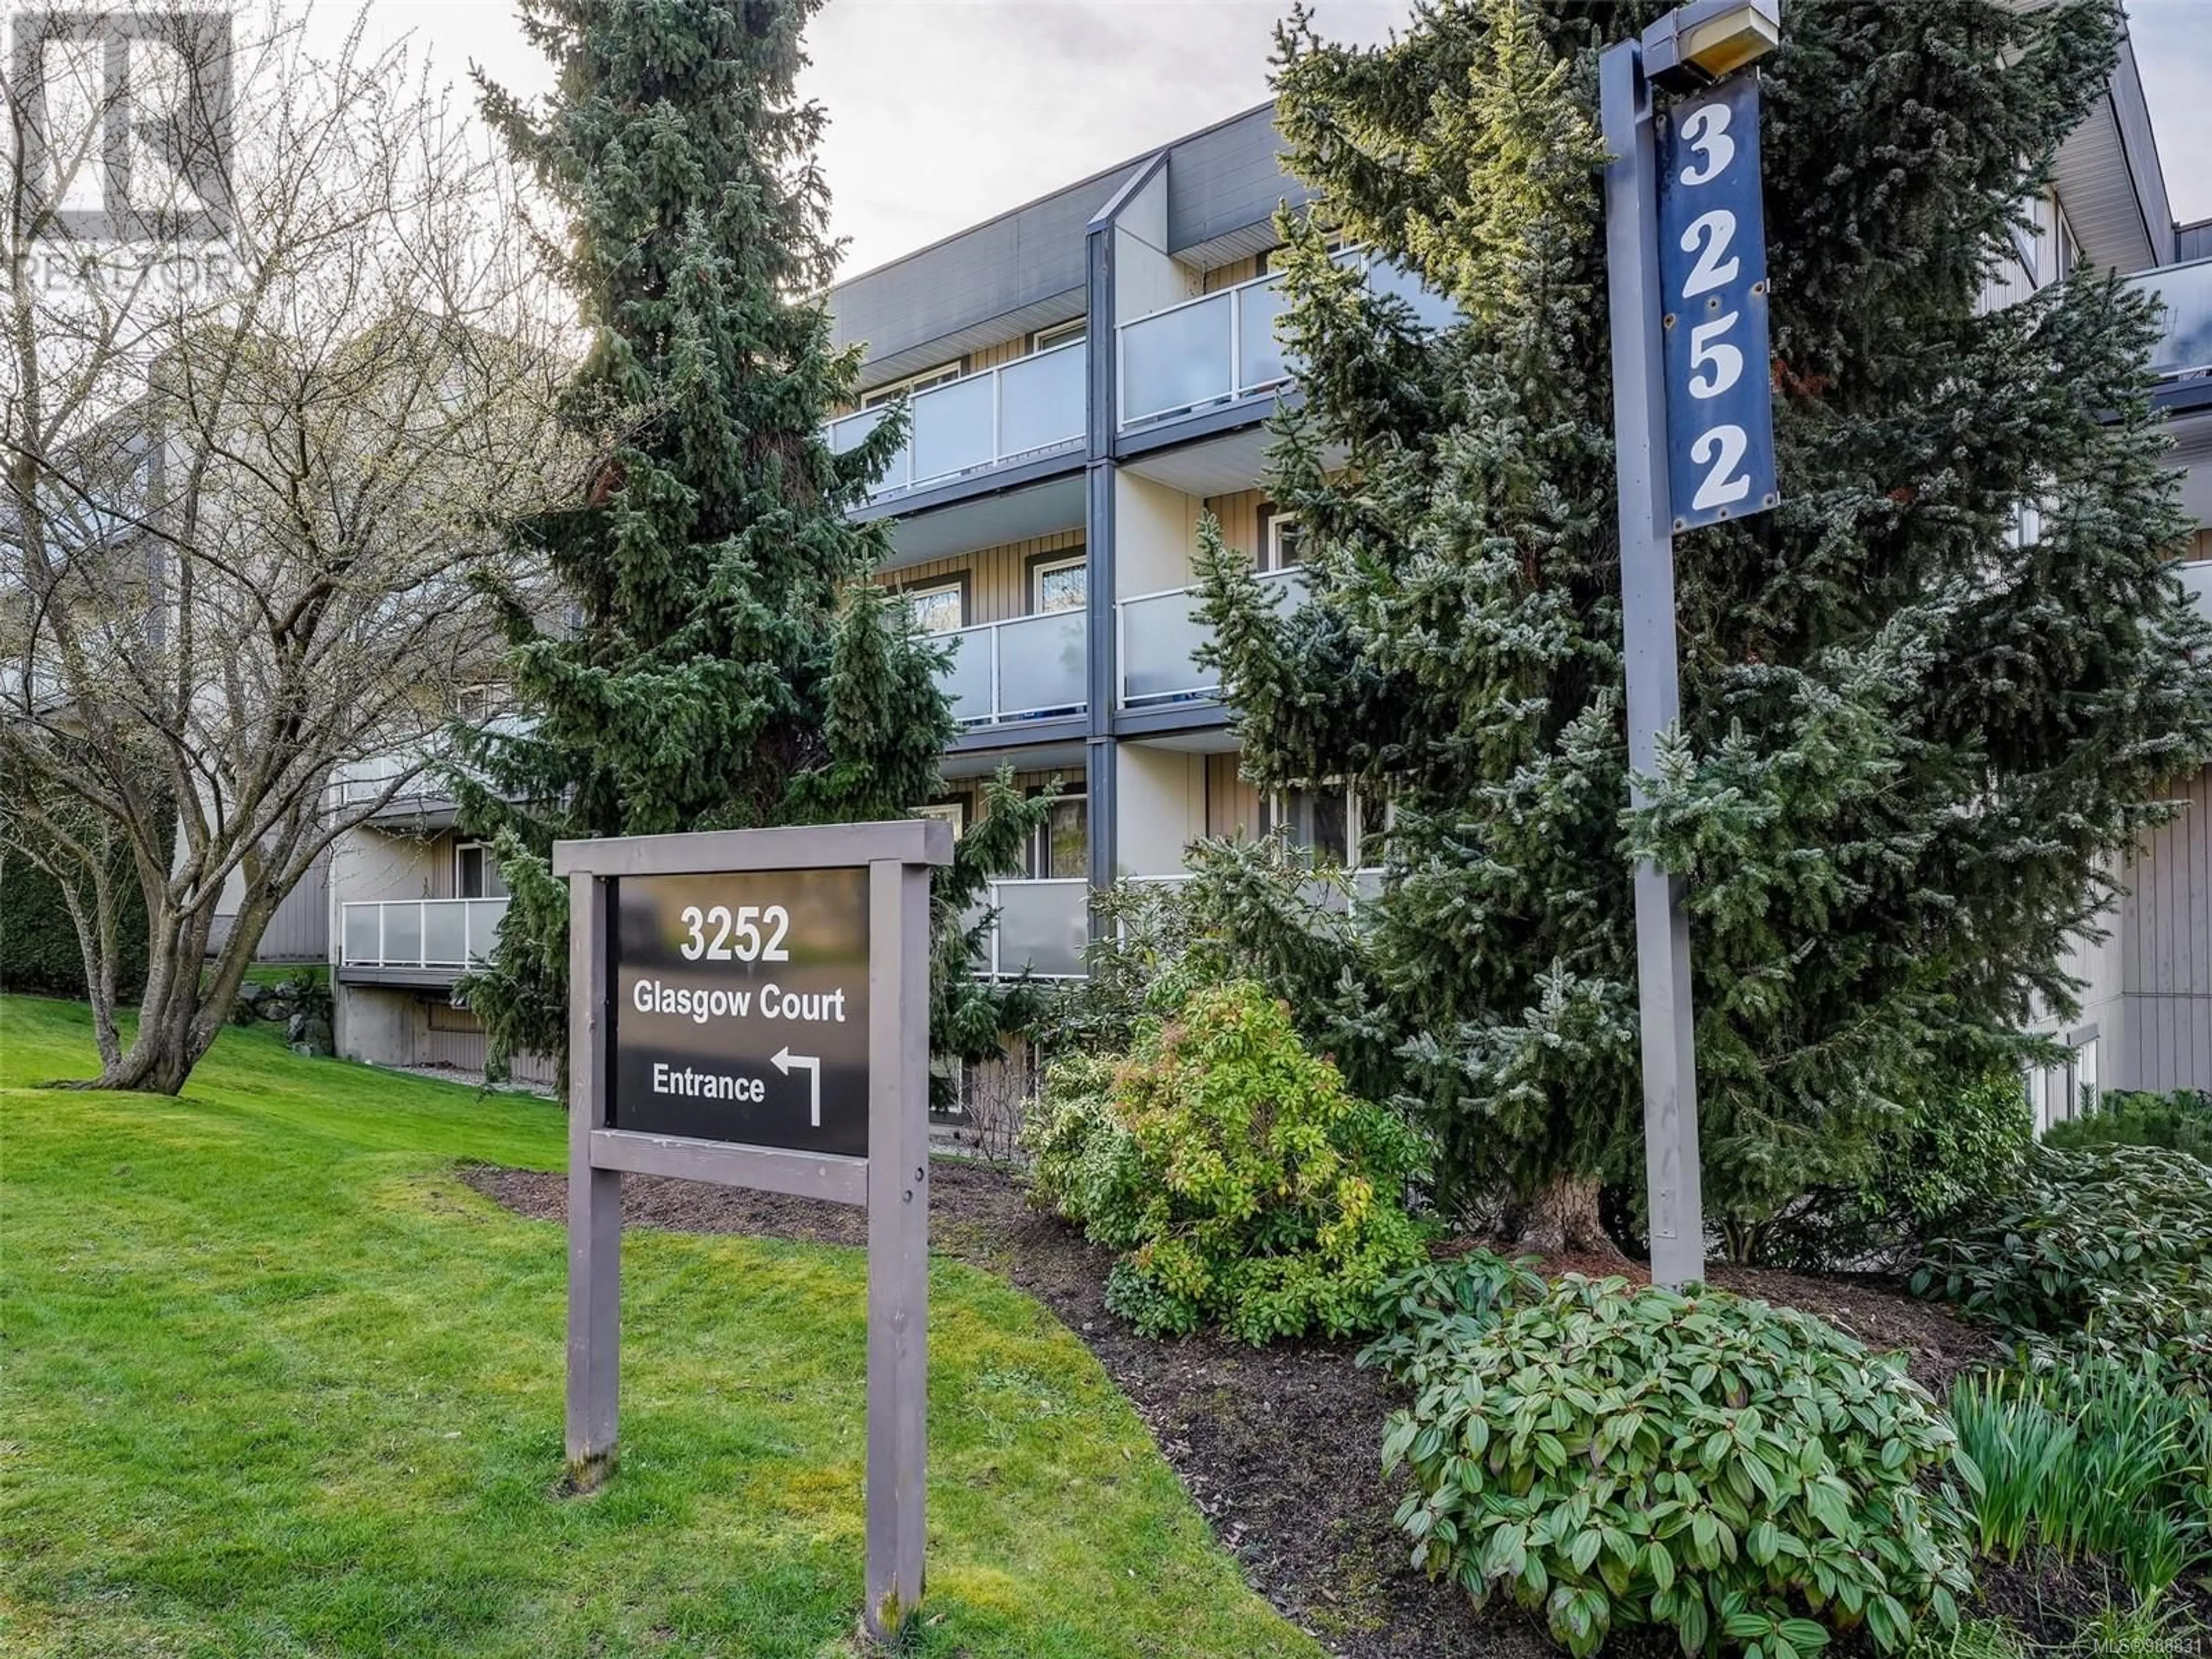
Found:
<box><xmin>325</xmin><ymin>44</ymin><xmax>2212</xmax><ymax>1116</ymax></box>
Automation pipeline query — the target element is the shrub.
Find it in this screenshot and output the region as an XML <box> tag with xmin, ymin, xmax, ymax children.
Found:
<box><xmin>1023</xmin><ymin>978</ymin><xmax>1430</xmax><ymax>1343</ymax></box>
<box><xmin>2045</xmin><ymin>1086</ymin><xmax>2212</xmax><ymax>1162</ymax></box>
<box><xmin>0</xmin><ymin>850</ymin><xmax>150</xmax><ymax>999</ymax></box>
<box><xmin>1909</xmin><ymin>1143</ymin><xmax>2212</xmax><ymax>1384</ymax></box>
<box><xmin>1949</xmin><ymin>1355</ymin><xmax>2211</xmax><ymax>1601</ymax></box>
<box><xmin>1748</xmin><ymin>1069</ymin><xmax>2033</xmax><ymax>1271</ymax></box>
<box><xmin>1373</xmin><ymin>1274</ymin><xmax>1976</xmax><ymax>1658</ymax></box>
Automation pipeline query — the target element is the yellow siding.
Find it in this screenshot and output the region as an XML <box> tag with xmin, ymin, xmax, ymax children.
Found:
<box><xmin>876</xmin><ymin>530</ymin><xmax>1085</xmax><ymax>628</ymax></box>
<box><xmin>1202</xmin><ymin>254</ymin><xmax>1265</xmax><ymax>293</ymax></box>
<box><xmin>965</xmin><ymin>335</ymin><xmax>1028</xmax><ymax>372</ymax></box>
<box><xmin>930</xmin><ymin>764</ymin><xmax>1086</xmax><ymax>825</ymax></box>
<box><xmin>1203</xmin><ymin>490</ymin><xmax>1267</xmax><ymax>564</ymax></box>
<box><xmin>1206</xmin><ymin>751</ymin><xmax>1263</xmax><ymax>839</ymax></box>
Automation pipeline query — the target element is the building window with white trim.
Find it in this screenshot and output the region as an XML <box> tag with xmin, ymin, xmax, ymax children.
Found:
<box><xmin>862</xmin><ymin>360</ymin><xmax>964</xmax><ymax>410</ymax></box>
<box><xmin>1256</xmin><ymin>502</ymin><xmax>1305</xmax><ymax>571</ymax></box>
<box><xmin>454</xmin><ymin>841</ymin><xmax>509</xmax><ymax>899</ymax></box>
<box><xmin>1030</xmin><ymin>550</ymin><xmax>1086</xmax><ymax>614</ymax></box>
<box><xmin>902</xmin><ymin>575</ymin><xmax>967</xmax><ymax>635</ymax></box>
<box><xmin>1031</xmin><ymin>318</ymin><xmax>1086</xmax><ymax>353</ymax></box>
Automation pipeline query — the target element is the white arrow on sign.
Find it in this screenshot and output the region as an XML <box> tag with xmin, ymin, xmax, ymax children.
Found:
<box><xmin>770</xmin><ymin>1047</ymin><xmax>822</xmax><ymax>1127</ymax></box>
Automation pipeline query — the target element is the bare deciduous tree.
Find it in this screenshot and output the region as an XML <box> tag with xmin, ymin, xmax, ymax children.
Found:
<box><xmin>1</xmin><ymin>9</ymin><xmax>581</xmax><ymax>1090</ymax></box>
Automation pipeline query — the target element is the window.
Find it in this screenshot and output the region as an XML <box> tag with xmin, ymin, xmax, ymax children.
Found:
<box><xmin>1029</xmin><ymin>550</ymin><xmax>1086</xmax><ymax>614</ymax></box>
<box><xmin>1256</xmin><ymin>503</ymin><xmax>1305</xmax><ymax>571</ymax></box>
<box><xmin>1032</xmin><ymin>317</ymin><xmax>1086</xmax><ymax>353</ymax></box>
<box><xmin>1263</xmin><ymin>783</ymin><xmax>1386</xmax><ymax>869</ymax></box>
<box><xmin>862</xmin><ymin>360</ymin><xmax>964</xmax><ymax>411</ymax></box>
<box><xmin>454</xmin><ymin>842</ymin><xmax>509</xmax><ymax>899</ymax></box>
<box><xmin>902</xmin><ymin>576</ymin><xmax>966</xmax><ymax>635</ymax></box>
<box><xmin>1028</xmin><ymin>782</ymin><xmax>1087</xmax><ymax>880</ymax></box>
<box><xmin>916</xmin><ymin>798</ymin><xmax>967</xmax><ymax>839</ymax></box>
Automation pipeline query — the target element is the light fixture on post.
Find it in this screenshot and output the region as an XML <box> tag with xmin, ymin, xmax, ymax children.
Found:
<box><xmin>1641</xmin><ymin>0</ymin><xmax>1782</xmax><ymax>92</ymax></box>
<box><xmin>1599</xmin><ymin>0</ymin><xmax>1782</xmax><ymax>1287</ymax></box>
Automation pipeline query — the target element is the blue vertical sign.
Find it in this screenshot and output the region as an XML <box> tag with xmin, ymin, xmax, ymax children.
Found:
<box><xmin>1656</xmin><ymin>72</ymin><xmax>1778</xmax><ymax>531</ymax></box>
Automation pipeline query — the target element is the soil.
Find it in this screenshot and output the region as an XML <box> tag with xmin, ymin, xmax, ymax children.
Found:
<box><xmin>461</xmin><ymin>1158</ymin><xmax>2024</xmax><ymax>1658</ymax></box>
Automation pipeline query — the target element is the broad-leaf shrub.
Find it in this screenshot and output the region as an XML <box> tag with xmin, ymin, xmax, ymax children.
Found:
<box><xmin>1910</xmin><ymin>1143</ymin><xmax>2212</xmax><ymax>1384</ymax></box>
<box><xmin>1376</xmin><ymin>1275</ymin><xmax>1976</xmax><ymax>1657</ymax></box>
<box><xmin>1024</xmin><ymin>978</ymin><xmax>1430</xmax><ymax>1342</ymax></box>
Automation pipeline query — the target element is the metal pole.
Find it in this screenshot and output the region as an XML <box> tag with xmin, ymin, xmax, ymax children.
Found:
<box><xmin>863</xmin><ymin>857</ymin><xmax>930</xmax><ymax>1639</ymax></box>
<box><xmin>565</xmin><ymin>870</ymin><xmax>621</xmax><ymax>1487</ymax></box>
<box><xmin>1600</xmin><ymin>37</ymin><xmax>1707</xmax><ymax>1288</ymax></box>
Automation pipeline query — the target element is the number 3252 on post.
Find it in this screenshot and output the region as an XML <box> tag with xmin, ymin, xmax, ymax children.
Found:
<box><xmin>1656</xmin><ymin>71</ymin><xmax>1779</xmax><ymax>532</ymax></box>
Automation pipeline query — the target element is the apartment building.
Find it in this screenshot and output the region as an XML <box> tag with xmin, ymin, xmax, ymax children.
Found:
<box><xmin>326</xmin><ymin>43</ymin><xmax>2212</xmax><ymax>1109</ymax></box>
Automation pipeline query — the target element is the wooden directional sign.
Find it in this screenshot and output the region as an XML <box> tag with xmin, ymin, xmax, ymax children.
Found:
<box><xmin>612</xmin><ymin>868</ymin><xmax>871</xmax><ymax>1157</ymax></box>
<box><xmin>1656</xmin><ymin>69</ymin><xmax>1779</xmax><ymax>531</ymax></box>
<box><xmin>551</xmin><ymin>820</ymin><xmax>952</xmax><ymax>1642</ymax></box>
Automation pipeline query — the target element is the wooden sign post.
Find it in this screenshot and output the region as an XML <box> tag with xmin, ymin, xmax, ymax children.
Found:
<box><xmin>551</xmin><ymin>819</ymin><xmax>954</xmax><ymax>1641</ymax></box>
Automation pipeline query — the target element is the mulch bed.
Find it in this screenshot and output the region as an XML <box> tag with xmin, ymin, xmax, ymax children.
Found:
<box><xmin>457</xmin><ymin>1159</ymin><xmax>2010</xmax><ymax>1659</ymax></box>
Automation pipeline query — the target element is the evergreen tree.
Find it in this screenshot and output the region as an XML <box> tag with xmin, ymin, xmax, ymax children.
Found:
<box><xmin>457</xmin><ymin>0</ymin><xmax>1039</xmax><ymax>1094</ymax></box>
<box><xmin>1200</xmin><ymin>0</ymin><xmax>2212</xmax><ymax>1253</ymax></box>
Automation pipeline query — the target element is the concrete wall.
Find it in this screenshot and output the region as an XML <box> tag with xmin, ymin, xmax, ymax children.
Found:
<box><xmin>1113</xmin><ymin>469</ymin><xmax>1202</xmax><ymax>599</ymax></box>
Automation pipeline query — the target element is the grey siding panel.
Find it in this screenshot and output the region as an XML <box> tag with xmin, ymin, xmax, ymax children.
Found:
<box><xmin>1165</xmin><ymin>105</ymin><xmax>1310</xmax><ymax>253</ymax></box>
<box><xmin>2180</xmin><ymin>221</ymin><xmax>2212</xmax><ymax>264</ymax></box>
<box><xmin>831</xmin><ymin>164</ymin><xmax>1142</xmax><ymax>372</ymax></box>
<box><xmin>2118</xmin><ymin>766</ymin><xmax>2212</xmax><ymax>1090</ymax></box>
<box><xmin>208</xmin><ymin>853</ymin><xmax>329</xmax><ymax>963</ymax></box>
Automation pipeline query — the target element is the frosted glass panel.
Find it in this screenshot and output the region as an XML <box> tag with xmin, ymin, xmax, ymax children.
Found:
<box><xmin>911</xmin><ymin>374</ymin><xmax>995</xmax><ymax>484</ymax></box>
<box><xmin>1122</xmin><ymin>291</ymin><xmax>1232</xmax><ymax>422</ymax></box>
<box><xmin>383</xmin><ymin>903</ymin><xmax>422</xmax><ymax>964</ymax></box>
<box><xmin>1000</xmin><ymin>344</ymin><xmax>1085</xmax><ymax>456</ymax></box>
<box><xmin>995</xmin><ymin>611</ymin><xmax>1085</xmax><ymax>716</ymax></box>
<box><xmin>936</xmin><ymin>628</ymin><xmax>992</xmax><ymax>724</ymax></box>
<box><xmin>343</xmin><ymin>906</ymin><xmax>381</xmax><ymax>964</ymax></box>
<box><xmin>1120</xmin><ymin>589</ymin><xmax>1212</xmax><ymax>704</ymax></box>
<box><xmin>423</xmin><ymin>903</ymin><xmax>466</xmax><ymax>964</ymax></box>
<box><xmin>993</xmin><ymin>881</ymin><xmax>1088</xmax><ymax>978</ymax></box>
<box><xmin>1237</xmin><ymin>277</ymin><xmax>1291</xmax><ymax>392</ymax></box>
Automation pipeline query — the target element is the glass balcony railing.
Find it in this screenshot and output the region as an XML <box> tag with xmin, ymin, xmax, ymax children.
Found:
<box><xmin>1116</xmin><ymin>568</ymin><xmax>1308</xmax><ymax>708</ymax></box>
<box><xmin>340</xmin><ymin>898</ymin><xmax>507</xmax><ymax>973</ymax></box>
<box><xmin>1118</xmin><ymin>251</ymin><xmax>1456</xmax><ymax>430</ymax></box>
<box><xmin>935</xmin><ymin>609</ymin><xmax>1086</xmax><ymax>726</ymax></box>
<box><xmin>2124</xmin><ymin>255</ymin><xmax>2212</xmax><ymax>381</ymax></box>
<box><xmin>2179</xmin><ymin>560</ymin><xmax>2212</xmax><ymax>626</ymax></box>
<box><xmin>967</xmin><ymin>878</ymin><xmax>1090</xmax><ymax>979</ymax></box>
<box><xmin>825</xmin><ymin>340</ymin><xmax>1086</xmax><ymax>498</ymax></box>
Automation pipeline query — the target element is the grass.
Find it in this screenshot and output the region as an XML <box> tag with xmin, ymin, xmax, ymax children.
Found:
<box><xmin>0</xmin><ymin>995</ymin><xmax>1318</xmax><ymax>1659</ymax></box>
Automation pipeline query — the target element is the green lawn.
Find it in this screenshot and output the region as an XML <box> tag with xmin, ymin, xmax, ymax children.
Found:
<box><xmin>0</xmin><ymin>996</ymin><xmax>1316</xmax><ymax>1659</ymax></box>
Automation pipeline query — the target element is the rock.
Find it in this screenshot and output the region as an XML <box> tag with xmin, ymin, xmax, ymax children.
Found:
<box><xmin>287</xmin><ymin>1012</ymin><xmax>334</xmax><ymax>1058</ymax></box>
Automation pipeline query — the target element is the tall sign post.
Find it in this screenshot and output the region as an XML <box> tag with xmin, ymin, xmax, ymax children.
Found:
<box><xmin>551</xmin><ymin>819</ymin><xmax>953</xmax><ymax>1641</ymax></box>
<box><xmin>1600</xmin><ymin>0</ymin><xmax>1781</xmax><ymax>1288</ymax></box>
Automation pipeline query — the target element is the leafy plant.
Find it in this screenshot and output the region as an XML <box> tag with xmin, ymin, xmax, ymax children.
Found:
<box><xmin>1910</xmin><ymin>1143</ymin><xmax>2212</xmax><ymax>1384</ymax></box>
<box><xmin>1948</xmin><ymin>1357</ymin><xmax>2211</xmax><ymax>1601</ymax></box>
<box><xmin>2044</xmin><ymin>1086</ymin><xmax>2212</xmax><ymax>1163</ymax></box>
<box><xmin>1358</xmin><ymin>1250</ymin><xmax>1550</xmax><ymax>1378</ymax></box>
<box><xmin>1023</xmin><ymin>978</ymin><xmax>1431</xmax><ymax>1343</ymax></box>
<box><xmin>1749</xmin><ymin>1067</ymin><xmax>2035</xmax><ymax>1271</ymax></box>
<box><xmin>1375</xmin><ymin>1275</ymin><xmax>1976</xmax><ymax>1658</ymax></box>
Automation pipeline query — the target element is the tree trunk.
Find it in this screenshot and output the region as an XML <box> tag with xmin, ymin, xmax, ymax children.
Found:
<box><xmin>69</xmin><ymin>887</ymin><xmax>261</xmax><ymax>1095</ymax></box>
<box><xmin>1513</xmin><ymin>1172</ymin><xmax>1624</xmax><ymax>1262</ymax></box>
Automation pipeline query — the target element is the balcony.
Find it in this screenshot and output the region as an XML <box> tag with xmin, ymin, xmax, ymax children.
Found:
<box><xmin>827</xmin><ymin>341</ymin><xmax>1086</xmax><ymax>501</ymax></box>
<box><xmin>1117</xmin><ymin>252</ymin><xmax>1456</xmax><ymax>432</ymax></box>
<box><xmin>968</xmin><ymin>878</ymin><xmax>1089</xmax><ymax>979</ymax></box>
<box><xmin>2124</xmin><ymin>255</ymin><xmax>2212</xmax><ymax>381</ymax></box>
<box><xmin>937</xmin><ymin>609</ymin><xmax>1086</xmax><ymax>728</ymax></box>
<box><xmin>1117</xmin><ymin>569</ymin><xmax>1308</xmax><ymax>710</ymax></box>
<box><xmin>340</xmin><ymin>897</ymin><xmax>507</xmax><ymax>980</ymax></box>
<box><xmin>2180</xmin><ymin>560</ymin><xmax>2212</xmax><ymax>626</ymax></box>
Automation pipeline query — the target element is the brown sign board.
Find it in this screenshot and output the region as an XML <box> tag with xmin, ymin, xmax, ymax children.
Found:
<box><xmin>551</xmin><ymin>819</ymin><xmax>952</xmax><ymax>1641</ymax></box>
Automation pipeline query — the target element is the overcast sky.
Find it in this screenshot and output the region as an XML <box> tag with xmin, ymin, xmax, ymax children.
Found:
<box><xmin>362</xmin><ymin>0</ymin><xmax>2210</xmax><ymax>279</ymax></box>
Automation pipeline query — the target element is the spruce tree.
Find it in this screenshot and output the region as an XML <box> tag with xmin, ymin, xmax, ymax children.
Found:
<box><xmin>1200</xmin><ymin>0</ymin><xmax>2212</xmax><ymax>1253</ymax></box>
<box><xmin>457</xmin><ymin>0</ymin><xmax>1037</xmax><ymax>1093</ymax></box>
